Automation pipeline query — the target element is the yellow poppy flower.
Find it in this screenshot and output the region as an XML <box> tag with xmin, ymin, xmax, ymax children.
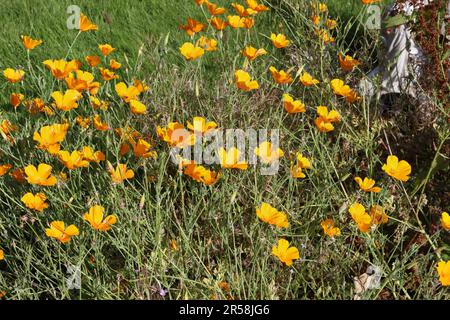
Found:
<box><xmin>93</xmin><ymin>114</ymin><xmax>109</xmax><ymax>131</ymax></box>
<box><xmin>339</xmin><ymin>53</ymin><xmax>361</xmax><ymax>72</ymax></box>
<box><xmin>183</xmin><ymin>164</ymin><xmax>220</xmax><ymax>186</ymax></box>
<box><xmin>58</xmin><ymin>150</ymin><xmax>90</xmax><ymax>170</ymax></box>
<box><xmin>179</xmin><ymin>42</ymin><xmax>205</xmax><ymax>61</ymax></box>
<box><xmin>129</xmin><ymin>100</ymin><xmax>147</xmax><ymax>115</ymax></box>
<box><xmin>33</xmin><ymin>123</ymin><xmax>69</xmax><ymax>154</ymax></box>
<box><xmin>382</xmin><ymin>155</ymin><xmax>412</xmax><ymax>182</ymax></box>
<box><xmin>437</xmin><ymin>261</ymin><xmax>450</xmax><ymax>286</ymax></box>
<box><xmin>269</xmin><ymin>66</ymin><xmax>293</xmax><ymax>84</ymax></box>
<box><xmin>43</xmin><ymin>59</ymin><xmax>80</xmax><ymax>79</ymax></box>
<box><xmin>299</xmin><ymin>71</ymin><xmax>319</xmax><ymax>86</ymax></box>
<box><xmin>65</xmin><ymin>70</ymin><xmax>100</xmax><ymax>94</ymax></box>
<box><xmin>354</xmin><ymin>177</ymin><xmax>381</xmax><ymax>193</ymax></box>
<box><xmin>247</xmin><ymin>0</ymin><xmax>269</xmax><ymax>12</ymax></box>
<box><xmin>80</xmin><ymin>146</ymin><xmax>105</xmax><ymax>163</ymax></box>
<box><xmin>370</xmin><ymin>205</ymin><xmax>389</xmax><ymax>225</ymax></box>
<box><xmin>227</xmin><ymin>15</ymin><xmax>245</xmax><ymax>28</ymax></box>
<box><xmin>283</xmin><ymin>94</ymin><xmax>306</xmax><ymax>113</ymax></box>
<box><xmin>256</xmin><ymin>203</ymin><xmax>289</xmax><ymax>228</ymax></box>
<box><xmin>21</xmin><ymin>35</ymin><xmax>43</xmax><ymax>50</ymax></box>
<box><xmin>218</xmin><ymin>147</ymin><xmax>248</xmax><ymax>170</ymax></box>
<box><xmin>209</xmin><ymin>17</ymin><xmax>228</xmax><ymax>30</ymax></box>
<box><xmin>107</xmin><ymin>162</ymin><xmax>135</xmax><ymax>184</ymax></box>
<box><xmin>99</xmin><ymin>44</ymin><xmax>115</xmax><ymax>56</ymax></box>
<box><xmin>115</xmin><ymin>82</ymin><xmax>140</xmax><ymax>102</ymax></box>
<box><xmin>254</xmin><ymin>141</ymin><xmax>284</xmax><ymax>164</ymax></box>
<box><xmin>0</xmin><ymin>164</ymin><xmax>13</xmax><ymax>176</ymax></box>
<box><xmin>197</xmin><ymin>36</ymin><xmax>218</xmax><ymax>52</ymax></box>
<box><xmin>24</xmin><ymin>164</ymin><xmax>57</xmax><ymax>186</ymax></box>
<box><xmin>3</xmin><ymin>68</ymin><xmax>25</xmax><ymax>83</ymax></box>
<box><xmin>109</xmin><ymin>59</ymin><xmax>121</xmax><ymax>70</ymax></box>
<box><xmin>349</xmin><ymin>203</ymin><xmax>372</xmax><ymax>232</ymax></box>
<box><xmin>321</xmin><ymin>219</ymin><xmax>341</xmax><ymax>238</ymax></box>
<box><xmin>179</xmin><ymin>18</ymin><xmax>205</xmax><ymax>36</ymax></box>
<box><xmin>441</xmin><ymin>212</ymin><xmax>450</xmax><ymax>231</ymax></box>
<box><xmin>207</xmin><ymin>2</ymin><xmax>226</xmax><ymax>15</ymax></box>
<box><xmin>157</xmin><ymin>122</ymin><xmax>196</xmax><ymax>148</ymax></box>
<box><xmin>330</xmin><ymin>79</ymin><xmax>360</xmax><ymax>103</ymax></box>
<box><xmin>98</xmin><ymin>67</ymin><xmax>119</xmax><ymax>81</ymax></box>
<box><xmin>270</xmin><ymin>33</ymin><xmax>290</xmax><ymax>48</ymax></box>
<box><xmin>79</xmin><ymin>13</ymin><xmax>98</xmax><ymax>32</ymax></box>
<box><xmin>51</xmin><ymin>89</ymin><xmax>82</xmax><ymax>111</ymax></box>
<box><xmin>242</xmin><ymin>46</ymin><xmax>267</xmax><ymax>61</ymax></box>
<box><xmin>21</xmin><ymin>193</ymin><xmax>48</xmax><ymax>212</ymax></box>
<box><xmin>187</xmin><ymin>117</ymin><xmax>218</xmax><ymax>135</ymax></box>
<box><xmin>132</xmin><ymin>139</ymin><xmax>157</xmax><ymax>159</ymax></box>
<box><xmin>85</xmin><ymin>55</ymin><xmax>101</xmax><ymax>67</ymax></box>
<box><xmin>235</xmin><ymin>70</ymin><xmax>259</xmax><ymax>91</ymax></box>
<box><xmin>10</xmin><ymin>93</ymin><xmax>24</xmax><ymax>108</ymax></box>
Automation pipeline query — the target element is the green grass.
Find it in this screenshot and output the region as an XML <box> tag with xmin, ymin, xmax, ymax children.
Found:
<box><xmin>0</xmin><ymin>0</ymin><xmax>449</xmax><ymax>300</ymax></box>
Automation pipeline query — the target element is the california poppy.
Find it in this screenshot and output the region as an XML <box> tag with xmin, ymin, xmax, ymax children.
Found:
<box><xmin>187</xmin><ymin>117</ymin><xmax>218</xmax><ymax>135</ymax></box>
<box><xmin>99</xmin><ymin>44</ymin><xmax>115</xmax><ymax>56</ymax></box>
<box><xmin>33</xmin><ymin>123</ymin><xmax>69</xmax><ymax>154</ymax></box>
<box><xmin>3</xmin><ymin>68</ymin><xmax>25</xmax><ymax>83</ymax></box>
<box><xmin>242</xmin><ymin>46</ymin><xmax>267</xmax><ymax>61</ymax></box>
<box><xmin>21</xmin><ymin>193</ymin><xmax>48</xmax><ymax>212</ymax></box>
<box><xmin>382</xmin><ymin>155</ymin><xmax>411</xmax><ymax>182</ymax></box>
<box><xmin>272</xmin><ymin>239</ymin><xmax>299</xmax><ymax>266</ymax></box>
<box><xmin>441</xmin><ymin>212</ymin><xmax>450</xmax><ymax>231</ymax></box>
<box><xmin>25</xmin><ymin>164</ymin><xmax>57</xmax><ymax>186</ymax></box>
<box><xmin>43</xmin><ymin>59</ymin><xmax>80</xmax><ymax>79</ymax></box>
<box><xmin>321</xmin><ymin>219</ymin><xmax>341</xmax><ymax>238</ymax></box>
<box><xmin>107</xmin><ymin>162</ymin><xmax>135</xmax><ymax>184</ymax></box>
<box><xmin>218</xmin><ymin>147</ymin><xmax>248</xmax><ymax>170</ymax></box>
<box><xmin>10</xmin><ymin>93</ymin><xmax>24</xmax><ymax>108</ymax></box>
<box><xmin>79</xmin><ymin>13</ymin><xmax>98</xmax><ymax>32</ymax></box>
<box><xmin>269</xmin><ymin>66</ymin><xmax>293</xmax><ymax>84</ymax></box>
<box><xmin>270</xmin><ymin>33</ymin><xmax>290</xmax><ymax>48</ymax></box>
<box><xmin>349</xmin><ymin>203</ymin><xmax>372</xmax><ymax>233</ymax></box>
<box><xmin>58</xmin><ymin>150</ymin><xmax>90</xmax><ymax>170</ymax></box>
<box><xmin>437</xmin><ymin>261</ymin><xmax>450</xmax><ymax>286</ymax></box>
<box><xmin>283</xmin><ymin>94</ymin><xmax>306</xmax><ymax>113</ymax></box>
<box><xmin>180</xmin><ymin>18</ymin><xmax>205</xmax><ymax>36</ymax></box>
<box><xmin>45</xmin><ymin>221</ymin><xmax>79</xmax><ymax>243</ymax></box>
<box><xmin>235</xmin><ymin>70</ymin><xmax>259</xmax><ymax>91</ymax></box>
<box><xmin>354</xmin><ymin>177</ymin><xmax>381</xmax><ymax>193</ymax></box>
<box><xmin>299</xmin><ymin>71</ymin><xmax>319</xmax><ymax>86</ymax></box>
<box><xmin>254</xmin><ymin>141</ymin><xmax>283</xmax><ymax>164</ymax></box>
<box><xmin>51</xmin><ymin>89</ymin><xmax>82</xmax><ymax>111</ymax></box>
<box><xmin>85</xmin><ymin>55</ymin><xmax>101</xmax><ymax>67</ymax></box>
<box><xmin>98</xmin><ymin>67</ymin><xmax>119</xmax><ymax>81</ymax></box>
<box><xmin>21</xmin><ymin>35</ymin><xmax>43</xmax><ymax>50</ymax></box>
<box><xmin>157</xmin><ymin>122</ymin><xmax>196</xmax><ymax>148</ymax></box>
<box><xmin>180</xmin><ymin>42</ymin><xmax>205</xmax><ymax>61</ymax></box>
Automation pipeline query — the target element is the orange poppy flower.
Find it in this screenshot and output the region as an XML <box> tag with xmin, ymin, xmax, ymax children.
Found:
<box><xmin>45</xmin><ymin>221</ymin><xmax>79</xmax><ymax>243</ymax></box>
